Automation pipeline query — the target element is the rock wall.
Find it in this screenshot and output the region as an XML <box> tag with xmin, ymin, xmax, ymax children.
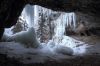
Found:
<box><xmin>75</xmin><ymin>12</ymin><xmax>100</xmax><ymax>35</ymax></box>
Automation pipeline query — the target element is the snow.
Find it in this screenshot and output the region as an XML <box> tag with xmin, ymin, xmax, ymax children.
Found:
<box><xmin>21</xmin><ymin>4</ymin><xmax>34</xmax><ymax>27</ymax></box>
<box><xmin>0</xmin><ymin>42</ymin><xmax>74</xmax><ymax>64</ymax></box>
<box><xmin>6</xmin><ymin>27</ymin><xmax>39</xmax><ymax>48</ymax></box>
<box><xmin>4</xmin><ymin>26</ymin><xmax>14</xmax><ymax>36</ymax></box>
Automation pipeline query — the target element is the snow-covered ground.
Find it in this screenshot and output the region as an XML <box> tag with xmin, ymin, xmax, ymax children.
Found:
<box><xmin>0</xmin><ymin>35</ymin><xmax>91</xmax><ymax>64</ymax></box>
<box><xmin>0</xmin><ymin>42</ymin><xmax>72</xmax><ymax>64</ymax></box>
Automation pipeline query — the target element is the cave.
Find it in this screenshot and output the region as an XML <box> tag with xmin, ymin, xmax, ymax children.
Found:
<box><xmin>0</xmin><ymin>0</ymin><xmax>100</xmax><ymax>66</ymax></box>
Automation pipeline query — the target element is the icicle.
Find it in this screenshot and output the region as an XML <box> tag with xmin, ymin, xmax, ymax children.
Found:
<box><xmin>73</xmin><ymin>13</ymin><xmax>76</xmax><ymax>30</ymax></box>
<box><xmin>66</xmin><ymin>14</ymin><xmax>69</xmax><ymax>27</ymax></box>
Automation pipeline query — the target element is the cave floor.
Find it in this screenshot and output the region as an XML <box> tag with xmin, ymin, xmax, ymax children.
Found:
<box><xmin>0</xmin><ymin>35</ymin><xmax>100</xmax><ymax>66</ymax></box>
<box><xmin>0</xmin><ymin>53</ymin><xmax>100</xmax><ymax>66</ymax></box>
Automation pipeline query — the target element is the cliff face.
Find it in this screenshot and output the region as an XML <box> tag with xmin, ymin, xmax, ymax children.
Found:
<box><xmin>0</xmin><ymin>0</ymin><xmax>26</xmax><ymax>28</ymax></box>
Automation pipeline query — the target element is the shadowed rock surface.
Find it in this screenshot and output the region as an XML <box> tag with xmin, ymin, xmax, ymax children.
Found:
<box><xmin>0</xmin><ymin>53</ymin><xmax>100</xmax><ymax>66</ymax></box>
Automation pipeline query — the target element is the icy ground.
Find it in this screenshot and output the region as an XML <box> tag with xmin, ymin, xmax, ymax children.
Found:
<box><xmin>0</xmin><ymin>36</ymin><xmax>91</xmax><ymax>64</ymax></box>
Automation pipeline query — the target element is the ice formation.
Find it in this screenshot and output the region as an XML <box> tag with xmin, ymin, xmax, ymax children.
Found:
<box><xmin>33</xmin><ymin>5</ymin><xmax>90</xmax><ymax>55</ymax></box>
<box><xmin>3</xmin><ymin>5</ymin><xmax>90</xmax><ymax>58</ymax></box>
<box><xmin>21</xmin><ymin>4</ymin><xmax>34</xmax><ymax>27</ymax></box>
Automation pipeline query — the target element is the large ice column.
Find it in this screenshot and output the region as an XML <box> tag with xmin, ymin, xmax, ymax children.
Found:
<box><xmin>33</xmin><ymin>5</ymin><xmax>39</xmax><ymax>31</ymax></box>
<box><xmin>50</xmin><ymin>12</ymin><xmax>62</xmax><ymax>46</ymax></box>
<box><xmin>66</xmin><ymin>12</ymin><xmax>76</xmax><ymax>30</ymax></box>
<box><xmin>53</xmin><ymin>13</ymin><xmax>76</xmax><ymax>45</ymax></box>
<box><xmin>21</xmin><ymin>4</ymin><xmax>34</xmax><ymax>27</ymax></box>
<box><xmin>54</xmin><ymin>13</ymin><xmax>67</xmax><ymax>37</ymax></box>
<box><xmin>33</xmin><ymin>5</ymin><xmax>53</xmax><ymax>43</ymax></box>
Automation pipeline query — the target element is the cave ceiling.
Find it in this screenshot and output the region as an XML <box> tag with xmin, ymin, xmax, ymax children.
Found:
<box><xmin>28</xmin><ymin>0</ymin><xmax>100</xmax><ymax>17</ymax></box>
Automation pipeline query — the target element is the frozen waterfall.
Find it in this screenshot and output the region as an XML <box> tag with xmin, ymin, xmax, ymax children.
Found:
<box><xmin>3</xmin><ymin>5</ymin><xmax>90</xmax><ymax>56</ymax></box>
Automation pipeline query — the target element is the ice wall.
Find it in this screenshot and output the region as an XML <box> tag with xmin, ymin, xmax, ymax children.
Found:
<box><xmin>53</xmin><ymin>13</ymin><xmax>76</xmax><ymax>37</ymax></box>
<box><xmin>3</xmin><ymin>5</ymin><xmax>90</xmax><ymax>56</ymax></box>
<box><xmin>33</xmin><ymin>5</ymin><xmax>89</xmax><ymax>55</ymax></box>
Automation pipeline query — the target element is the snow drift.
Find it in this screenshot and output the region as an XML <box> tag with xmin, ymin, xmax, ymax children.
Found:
<box><xmin>6</xmin><ymin>27</ymin><xmax>39</xmax><ymax>48</ymax></box>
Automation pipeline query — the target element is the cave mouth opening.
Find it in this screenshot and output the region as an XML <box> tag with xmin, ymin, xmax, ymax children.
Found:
<box><xmin>2</xmin><ymin>4</ymin><xmax>90</xmax><ymax>57</ymax></box>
